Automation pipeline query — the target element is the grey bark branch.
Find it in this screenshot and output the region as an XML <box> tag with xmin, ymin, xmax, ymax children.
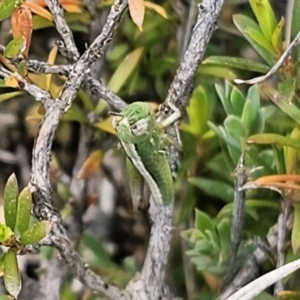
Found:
<box><xmin>26</xmin><ymin>0</ymin><xmax>130</xmax><ymax>298</ymax></box>
<box><xmin>224</xmin><ymin>155</ymin><xmax>247</xmax><ymax>285</ymax></box>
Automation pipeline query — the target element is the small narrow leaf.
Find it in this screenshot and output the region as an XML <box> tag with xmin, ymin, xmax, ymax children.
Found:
<box><xmin>4</xmin><ymin>174</ymin><xmax>18</xmax><ymax>230</ymax></box>
<box><xmin>4</xmin><ymin>75</ymin><xmax>19</xmax><ymax>89</ymax></box>
<box><xmin>77</xmin><ymin>150</ymin><xmax>104</xmax><ymax>179</ymax></box>
<box><xmin>20</xmin><ymin>221</ymin><xmax>51</xmax><ymax>245</ymax></box>
<box><xmin>278</xmin><ymin>79</ymin><xmax>296</xmax><ymax>102</ymax></box>
<box><xmin>4</xmin><ymin>248</ymin><xmax>21</xmax><ymax>299</ymax></box>
<box><xmin>247</xmin><ymin>134</ymin><xmax>300</xmax><ymax>149</ymax></box>
<box><xmin>15</xmin><ymin>187</ymin><xmax>32</xmax><ymax>235</ymax></box>
<box><xmin>0</xmin><ymin>91</ymin><xmax>23</xmax><ymax>104</ymax></box>
<box><xmin>181</xmin><ymin>86</ymin><xmax>208</xmax><ymax>136</ymax></box>
<box><xmin>292</xmin><ymin>204</ymin><xmax>300</xmax><ymax>254</ymax></box>
<box><xmin>94</xmin><ymin>116</ymin><xmax>116</xmax><ymax>135</ymax></box>
<box><xmin>46</xmin><ymin>46</ymin><xmax>58</xmax><ymax>91</ymax></box>
<box><xmin>291</xmin><ymin>0</ymin><xmax>300</xmax><ymax>40</ymax></box>
<box><xmin>11</xmin><ymin>6</ymin><xmax>33</xmax><ymax>58</ymax></box>
<box><xmin>24</xmin><ymin>1</ymin><xmax>53</xmax><ymax>21</ymax></box>
<box><xmin>271</xmin><ymin>17</ymin><xmax>284</xmax><ymax>50</ymax></box>
<box><xmin>108</xmin><ymin>47</ymin><xmax>144</xmax><ymax>93</ymax></box>
<box><xmin>194</xmin><ymin>209</ymin><xmax>214</xmax><ymax>235</ymax></box>
<box><xmin>0</xmin><ymin>224</ymin><xmax>14</xmax><ymax>244</ymax></box>
<box><xmin>0</xmin><ymin>295</ymin><xmax>13</xmax><ymax>300</ymax></box>
<box><xmin>199</xmin><ymin>65</ymin><xmax>237</xmax><ymax>80</ymax></box>
<box><xmin>224</xmin><ymin>115</ymin><xmax>247</xmax><ymax>139</ymax></box>
<box><xmin>215</xmin><ymin>83</ymin><xmax>234</xmax><ymax>115</ymax></box>
<box><xmin>244</xmin><ymin>28</ymin><xmax>275</xmax><ymax>54</ymax></box>
<box><xmin>230</xmin><ymin>85</ymin><xmax>245</xmax><ymax>117</ymax></box>
<box><xmin>144</xmin><ymin>1</ymin><xmax>167</xmax><ymax>18</ymax></box>
<box><xmin>4</xmin><ymin>37</ymin><xmax>25</xmax><ymax>59</ymax></box>
<box><xmin>249</xmin><ymin>0</ymin><xmax>277</xmax><ymax>41</ymax></box>
<box><xmin>128</xmin><ymin>0</ymin><xmax>145</xmax><ymax>31</ymax></box>
<box><xmin>202</xmin><ymin>56</ymin><xmax>269</xmax><ymax>73</ymax></box>
<box><xmin>262</xmin><ymin>86</ymin><xmax>300</xmax><ymax>127</ymax></box>
<box><xmin>0</xmin><ymin>253</ymin><xmax>6</xmax><ymax>277</ymax></box>
<box><xmin>189</xmin><ymin>177</ymin><xmax>234</xmax><ymax>203</ymax></box>
<box><xmin>233</xmin><ymin>14</ymin><xmax>275</xmax><ymax>66</ymax></box>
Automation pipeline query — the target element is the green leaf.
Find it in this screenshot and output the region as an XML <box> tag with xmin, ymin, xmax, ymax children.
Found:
<box><xmin>198</xmin><ymin>65</ymin><xmax>237</xmax><ymax>80</ymax></box>
<box><xmin>249</xmin><ymin>0</ymin><xmax>277</xmax><ymax>41</ymax></box>
<box><xmin>264</xmin><ymin>87</ymin><xmax>300</xmax><ymax>127</ymax></box>
<box><xmin>247</xmin><ymin>133</ymin><xmax>300</xmax><ymax>149</ymax></box>
<box><xmin>194</xmin><ymin>209</ymin><xmax>214</xmax><ymax>235</ymax></box>
<box><xmin>233</xmin><ymin>14</ymin><xmax>275</xmax><ymax>66</ymax></box>
<box><xmin>224</xmin><ymin>115</ymin><xmax>247</xmax><ymax>139</ymax></box>
<box><xmin>32</xmin><ymin>12</ymin><xmax>89</xmax><ymax>30</ymax></box>
<box><xmin>271</xmin><ymin>17</ymin><xmax>284</xmax><ymax>50</ymax></box>
<box><xmin>244</xmin><ymin>28</ymin><xmax>275</xmax><ymax>54</ymax></box>
<box><xmin>81</xmin><ymin>232</ymin><xmax>116</xmax><ymax>268</ymax></box>
<box><xmin>252</xmin><ymin>292</ymin><xmax>278</xmax><ymax>300</ymax></box>
<box><xmin>4</xmin><ymin>37</ymin><xmax>25</xmax><ymax>59</ymax></box>
<box><xmin>218</xmin><ymin>200</ymin><xmax>279</xmax><ymax>217</ymax></box>
<box><xmin>181</xmin><ymin>86</ymin><xmax>208</xmax><ymax>136</ymax></box>
<box><xmin>278</xmin><ymin>78</ymin><xmax>296</xmax><ymax>102</ymax></box>
<box><xmin>181</xmin><ymin>228</ymin><xmax>206</xmax><ymax>245</ymax></box>
<box><xmin>292</xmin><ymin>204</ymin><xmax>300</xmax><ymax>254</ymax></box>
<box><xmin>20</xmin><ymin>221</ymin><xmax>51</xmax><ymax>245</ymax></box>
<box><xmin>241</xmin><ymin>101</ymin><xmax>255</xmax><ymax>129</ymax></box>
<box><xmin>0</xmin><ymin>295</ymin><xmax>13</xmax><ymax>300</ymax></box>
<box><xmin>0</xmin><ymin>224</ymin><xmax>13</xmax><ymax>244</ymax></box>
<box><xmin>290</xmin><ymin>0</ymin><xmax>300</xmax><ymax>40</ymax></box>
<box><xmin>284</xmin><ymin>128</ymin><xmax>300</xmax><ymax>174</ymax></box>
<box><xmin>216</xmin><ymin>218</ymin><xmax>231</xmax><ymax>254</ymax></box>
<box><xmin>207</xmin><ymin>122</ymin><xmax>240</xmax><ymax>150</ymax></box>
<box><xmin>230</xmin><ymin>85</ymin><xmax>245</xmax><ymax>117</ymax></box>
<box><xmin>0</xmin><ymin>253</ymin><xmax>6</xmax><ymax>277</ymax></box>
<box><xmin>189</xmin><ymin>177</ymin><xmax>234</xmax><ymax>203</ymax></box>
<box><xmin>247</xmin><ymin>84</ymin><xmax>261</xmax><ymax>112</ymax></box>
<box><xmin>4</xmin><ymin>248</ymin><xmax>21</xmax><ymax>299</ymax></box>
<box><xmin>0</xmin><ymin>79</ymin><xmax>6</xmax><ymax>87</ymax></box>
<box><xmin>251</xmin><ymin>108</ymin><xmax>265</xmax><ymax>134</ymax></box>
<box><xmin>202</xmin><ymin>56</ymin><xmax>269</xmax><ymax>73</ymax></box>
<box><xmin>15</xmin><ymin>187</ymin><xmax>32</xmax><ymax>235</ymax></box>
<box><xmin>95</xmin><ymin>48</ymin><xmax>144</xmax><ymax>113</ymax></box>
<box><xmin>0</xmin><ymin>0</ymin><xmax>24</xmax><ymax>22</ymax></box>
<box><xmin>0</xmin><ymin>91</ymin><xmax>24</xmax><ymax>103</ymax></box>
<box><xmin>107</xmin><ymin>43</ymin><xmax>130</xmax><ymax>63</ymax></box>
<box><xmin>4</xmin><ymin>174</ymin><xmax>18</xmax><ymax>231</ymax></box>
<box><xmin>241</xmin><ymin>85</ymin><xmax>261</xmax><ymax>131</ymax></box>
<box><xmin>107</xmin><ymin>48</ymin><xmax>144</xmax><ymax>93</ymax></box>
<box><xmin>215</xmin><ymin>83</ymin><xmax>234</xmax><ymax>115</ymax></box>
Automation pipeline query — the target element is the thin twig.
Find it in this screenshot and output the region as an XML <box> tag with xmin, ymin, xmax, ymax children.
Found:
<box><xmin>234</xmin><ymin>30</ymin><xmax>300</xmax><ymax>85</ymax></box>
<box><xmin>27</xmin><ymin>0</ymin><xmax>130</xmax><ymax>298</ymax></box>
<box><xmin>223</xmin><ymin>154</ymin><xmax>247</xmax><ymax>285</ymax></box>
<box><xmin>274</xmin><ymin>201</ymin><xmax>291</xmax><ymax>295</ymax></box>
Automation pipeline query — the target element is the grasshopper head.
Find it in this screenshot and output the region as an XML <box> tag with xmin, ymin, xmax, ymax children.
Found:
<box><xmin>112</xmin><ymin>102</ymin><xmax>156</xmax><ymax>143</ymax></box>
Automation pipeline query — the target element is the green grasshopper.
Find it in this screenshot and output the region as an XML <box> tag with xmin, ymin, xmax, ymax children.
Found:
<box><xmin>111</xmin><ymin>102</ymin><xmax>181</xmax><ymax>209</ymax></box>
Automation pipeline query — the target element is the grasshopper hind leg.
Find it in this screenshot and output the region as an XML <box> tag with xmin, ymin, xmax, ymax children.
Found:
<box><xmin>159</xmin><ymin>102</ymin><xmax>181</xmax><ymax>128</ymax></box>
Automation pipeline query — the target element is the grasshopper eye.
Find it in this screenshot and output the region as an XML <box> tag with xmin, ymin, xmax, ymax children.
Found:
<box><xmin>130</xmin><ymin>119</ymin><xmax>148</xmax><ymax>136</ymax></box>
